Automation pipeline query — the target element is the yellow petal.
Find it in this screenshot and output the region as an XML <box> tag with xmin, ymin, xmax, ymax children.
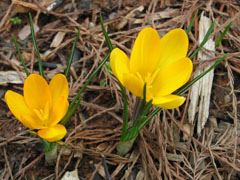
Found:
<box><xmin>158</xmin><ymin>29</ymin><xmax>189</xmax><ymax>70</ymax></box>
<box><xmin>152</xmin><ymin>95</ymin><xmax>185</xmax><ymax>109</ymax></box>
<box><xmin>37</xmin><ymin>124</ymin><xmax>67</xmax><ymax>142</ymax></box>
<box><xmin>151</xmin><ymin>57</ymin><xmax>193</xmax><ymax>96</ymax></box>
<box><xmin>110</xmin><ymin>48</ymin><xmax>130</xmax><ymax>84</ymax></box>
<box><xmin>49</xmin><ymin>74</ymin><xmax>69</xmax><ymax>104</ymax></box>
<box><xmin>49</xmin><ymin>97</ymin><xmax>69</xmax><ymax>127</ymax></box>
<box><xmin>24</xmin><ymin>74</ymin><xmax>51</xmax><ymax>110</ymax></box>
<box><xmin>4</xmin><ymin>90</ymin><xmax>43</xmax><ymax>129</ymax></box>
<box><xmin>20</xmin><ymin>113</ymin><xmax>45</xmax><ymax>129</ymax></box>
<box><xmin>130</xmin><ymin>27</ymin><xmax>161</xmax><ymax>76</ymax></box>
<box><xmin>122</xmin><ymin>73</ymin><xmax>144</xmax><ymax>98</ymax></box>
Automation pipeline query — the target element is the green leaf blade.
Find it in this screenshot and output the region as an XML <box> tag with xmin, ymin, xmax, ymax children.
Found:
<box><xmin>177</xmin><ymin>54</ymin><xmax>227</xmax><ymax>95</ymax></box>
<box><xmin>64</xmin><ymin>27</ymin><xmax>81</xmax><ymax>77</ymax></box>
<box><xmin>100</xmin><ymin>13</ymin><xmax>113</xmax><ymax>51</ymax></box>
<box><xmin>60</xmin><ymin>53</ymin><xmax>110</xmax><ymax>125</ymax></box>
<box><xmin>190</xmin><ymin>20</ymin><xmax>216</xmax><ymax>60</ymax></box>
<box><xmin>186</xmin><ymin>10</ymin><xmax>199</xmax><ymax>35</ymax></box>
<box><xmin>215</xmin><ymin>22</ymin><xmax>232</xmax><ymax>48</ymax></box>
<box><xmin>29</xmin><ymin>13</ymin><xmax>44</xmax><ymax>78</ymax></box>
<box><xmin>12</xmin><ymin>35</ymin><xmax>30</xmax><ymax>76</ymax></box>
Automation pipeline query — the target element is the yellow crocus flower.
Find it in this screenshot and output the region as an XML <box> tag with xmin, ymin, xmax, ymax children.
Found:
<box><xmin>5</xmin><ymin>74</ymin><xmax>69</xmax><ymax>142</ymax></box>
<box><xmin>110</xmin><ymin>27</ymin><xmax>193</xmax><ymax>109</ymax></box>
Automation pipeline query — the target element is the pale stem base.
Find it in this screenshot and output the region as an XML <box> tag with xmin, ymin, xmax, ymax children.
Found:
<box><xmin>117</xmin><ymin>138</ymin><xmax>135</xmax><ymax>156</ymax></box>
<box><xmin>45</xmin><ymin>144</ymin><xmax>58</xmax><ymax>164</ymax></box>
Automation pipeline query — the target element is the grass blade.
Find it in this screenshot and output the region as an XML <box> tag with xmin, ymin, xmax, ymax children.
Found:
<box><xmin>12</xmin><ymin>35</ymin><xmax>30</xmax><ymax>76</ymax></box>
<box><xmin>60</xmin><ymin>53</ymin><xmax>110</xmax><ymax>125</ymax></box>
<box><xmin>70</xmin><ymin>53</ymin><xmax>109</xmax><ymax>107</ymax></box>
<box><xmin>99</xmin><ymin>13</ymin><xmax>129</xmax><ymax>139</ymax></box>
<box><xmin>190</xmin><ymin>20</ymin><xmax>216</xmax><ymax>60</ymax></box>
<box><xmin>64</xmin><ymin>27</ymin><xmax>81</xmax><ymax>77</ymax></box>
<box><xmin>215</xmin><ymin>22</ymin><xmax>232</xmax><ymax>48</ymax></box>
<box><xmin>29</xmin><ymin>13</ymin><xmax>44</xmax><ymax>78</ymax></box>
<box><xmin>186</xmin><ymin>10</ymin><xmax>198</xmax><ymax>35</ymax></box>
<box><xmin>100</xmin><ymin>13</ymin><xmax>113</xmax><ymax>51</ymax></box>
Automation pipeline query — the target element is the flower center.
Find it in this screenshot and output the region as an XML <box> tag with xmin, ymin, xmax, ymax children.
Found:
<box><xmin>136</xmin><ymin>69</ymin><xmax>160</xmax><ymax>99</ymax></box>
<box><xmin>137</xmin><ymin>69</ymin><xmax>159</xmax><ymax>87</ymax></box>
<box><xmin>33</xmin><ymin>102</ymin><xmax>50</xmax><ymax>127</ymax></box>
